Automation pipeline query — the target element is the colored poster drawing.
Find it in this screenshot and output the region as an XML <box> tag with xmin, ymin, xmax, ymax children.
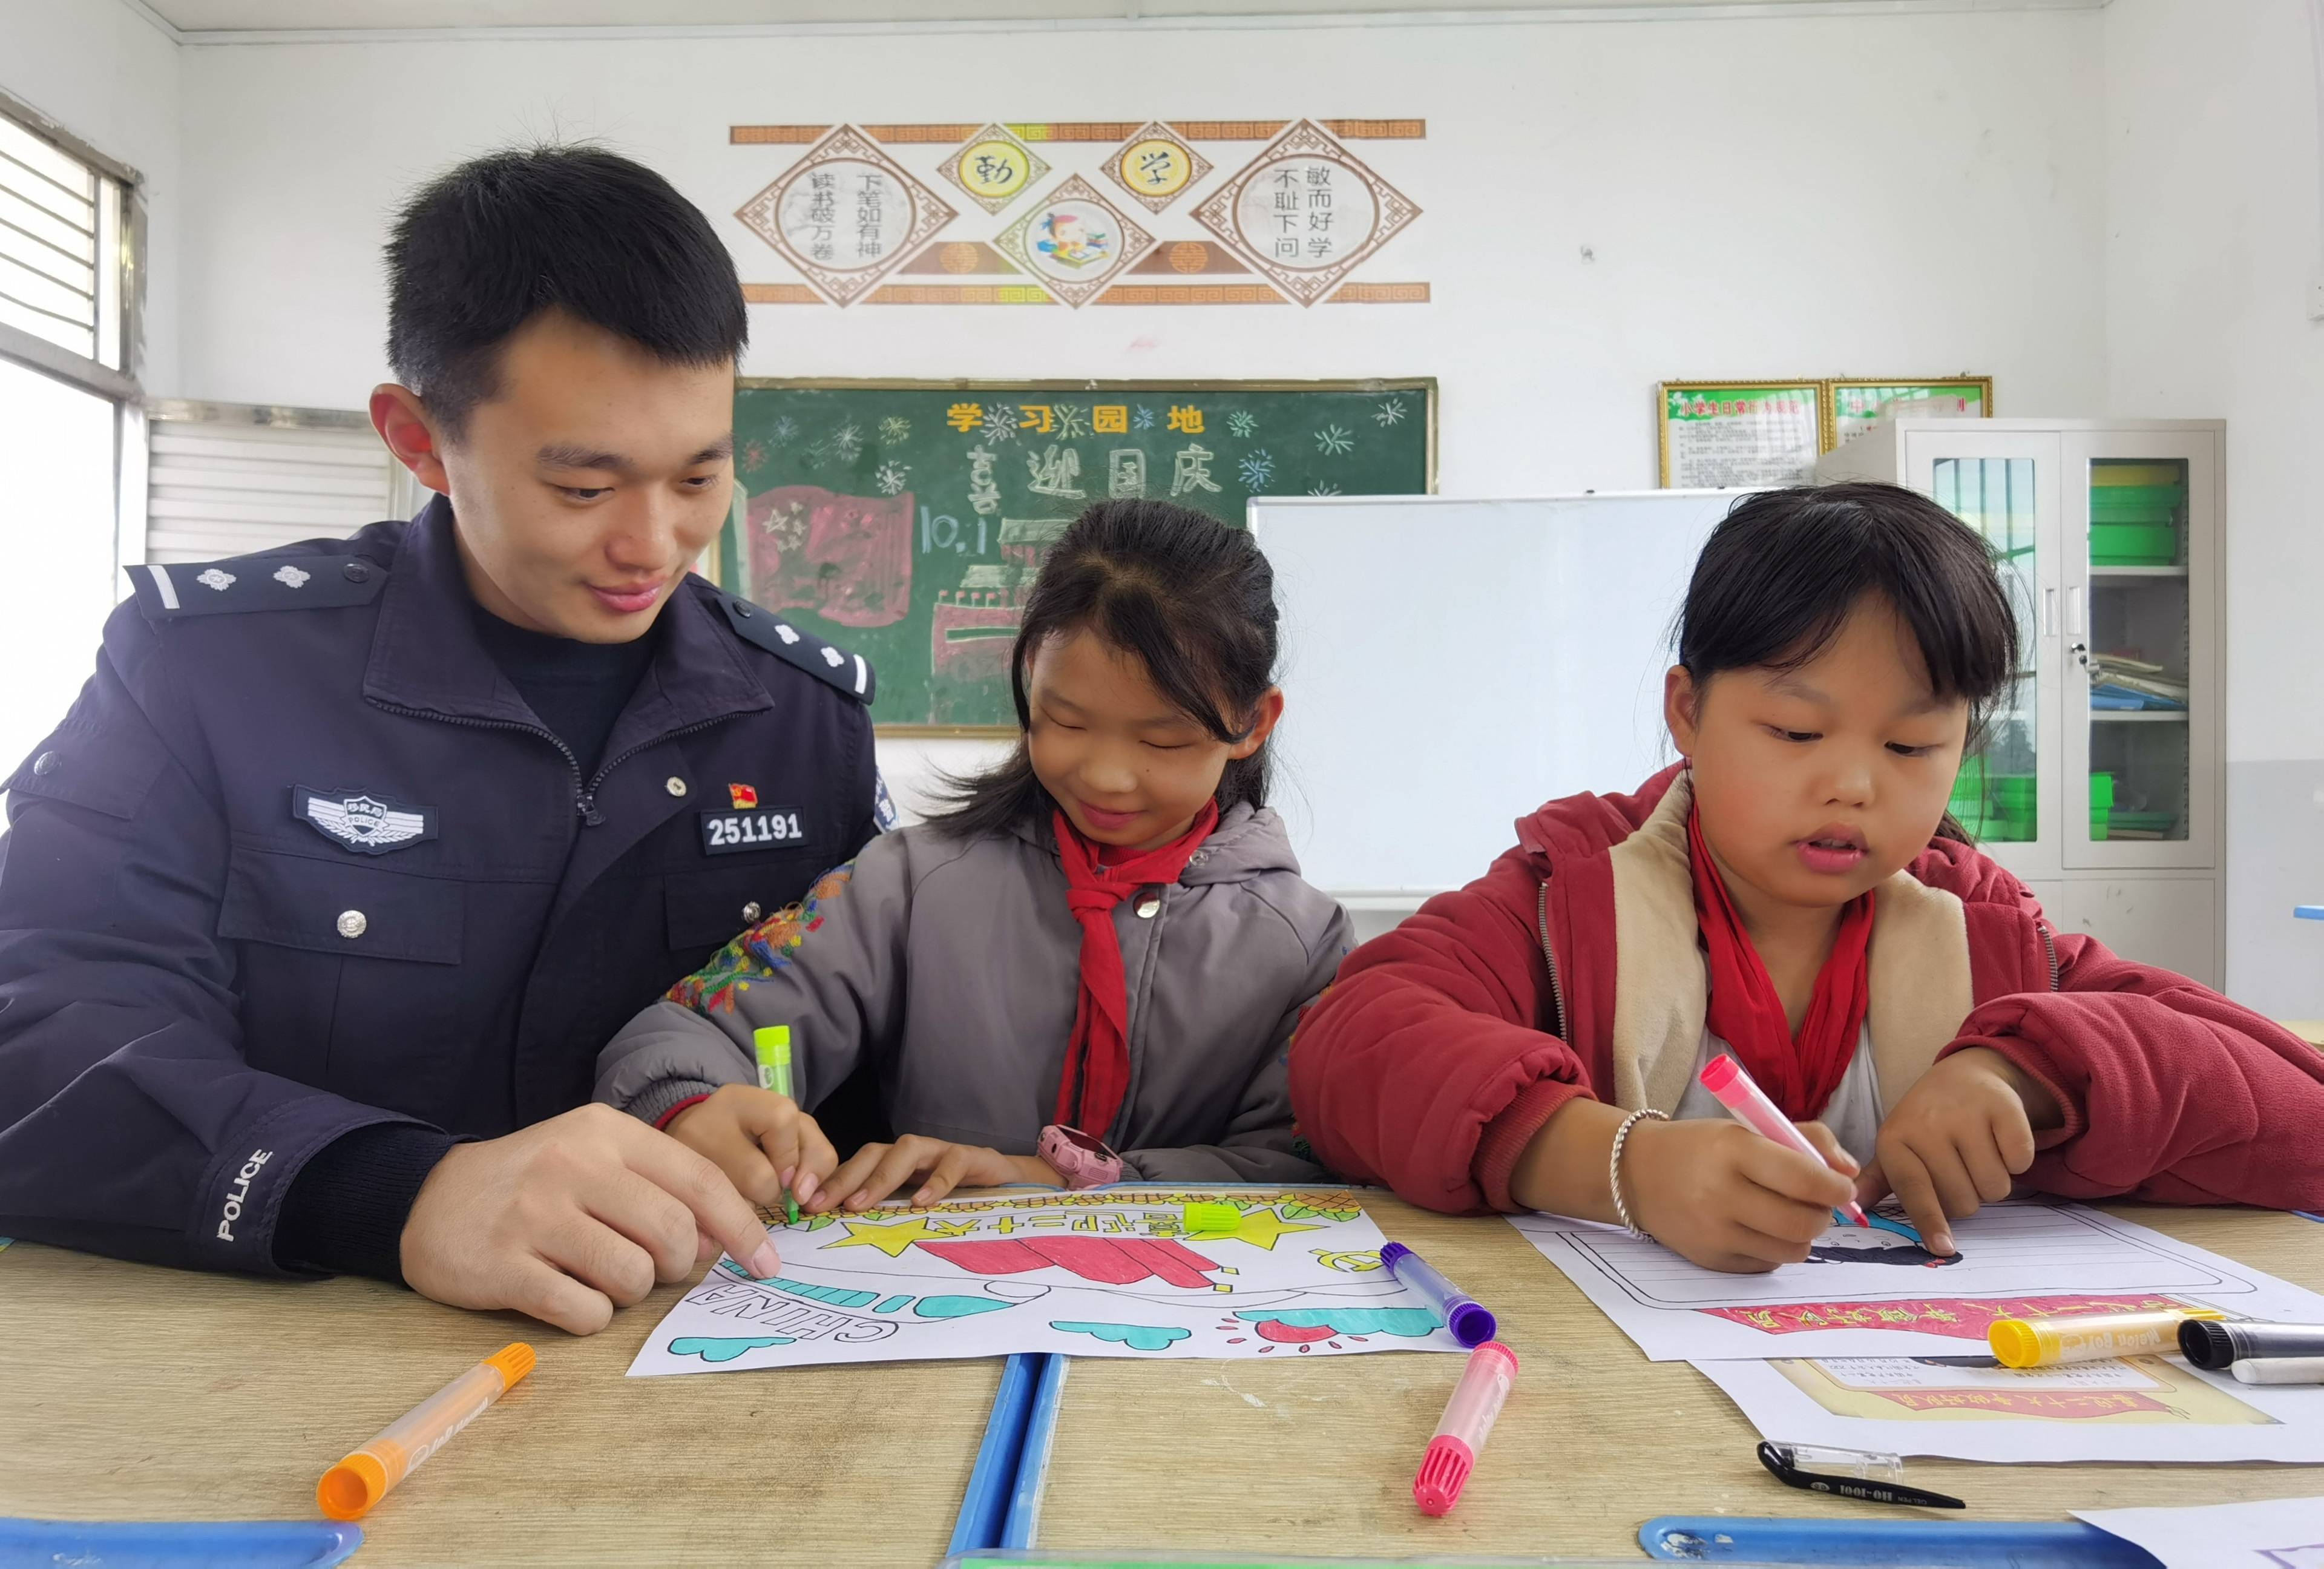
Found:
<box><xmin>1697</xmin><ymin>1354</ymin><xmax>2324</xmax><ymax>1464</ymax></box>
<box><xmin>1509</xmin><ymin>1199</ymin><xmax>2324</xmax><ymax>1361</ymax></box>
<box><xmin>629</xmin><ymin>1189</ymin><xmax>1468</xmax><ymax>1376</ymax></box>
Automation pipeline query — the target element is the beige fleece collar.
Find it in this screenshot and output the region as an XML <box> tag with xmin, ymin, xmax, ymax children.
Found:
<box><xmin>1605</xmin><ymin>771</ymin><xmax>1973</xmax><ymax>1114</ymax></box>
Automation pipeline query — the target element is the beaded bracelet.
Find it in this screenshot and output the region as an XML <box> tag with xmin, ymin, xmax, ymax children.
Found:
<box><xmin>1609</xmin><ymin>1107</ymin><xmax>1670</xmax><ymax>1240</ymax></box>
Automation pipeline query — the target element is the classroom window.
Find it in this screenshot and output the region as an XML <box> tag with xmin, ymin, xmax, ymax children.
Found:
<box><xmin>145</xmin><ymin>402</ymin><xmax>413</xmax><ymax>565</ymax></box>
<box><xmin>0</xmin><ymin>91</ymin><xmax>143</xmax><ymax>781</ymax></box>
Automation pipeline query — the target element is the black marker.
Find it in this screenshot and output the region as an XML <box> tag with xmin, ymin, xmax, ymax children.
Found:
<box><xmin>1757</xmin><ymin>1442</ymin><xmax>1965</xmax><ymax>1511</ymax></box>
<box><xmin>2178</xmin><ymin>1319</ymin><xmax>2324</xmax><ymax>1370</ymax></box>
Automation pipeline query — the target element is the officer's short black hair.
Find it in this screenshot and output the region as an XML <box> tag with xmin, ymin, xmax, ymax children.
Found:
<box><xmin>385</xmin><ymin>143</ymin><xmax>747</xmax><ymax>439</ymax></box>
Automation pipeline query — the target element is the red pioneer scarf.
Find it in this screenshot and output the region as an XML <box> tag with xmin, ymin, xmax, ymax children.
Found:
<box><xmin>1052</xmin><ymin>801</ymin><xmax>1219</xmax><ymax>1136</ymax></box>
<box><xmin>1686</xmin><ymin>804</ymin><xmax>1876</xmax><ymax>1120</ymax></box>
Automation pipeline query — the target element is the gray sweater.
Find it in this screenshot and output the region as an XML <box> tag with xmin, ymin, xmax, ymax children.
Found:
<box><xmin>594</xmin><ymin>803</ymin><xmax>1352</xmax><ymax>1183</ymax></box>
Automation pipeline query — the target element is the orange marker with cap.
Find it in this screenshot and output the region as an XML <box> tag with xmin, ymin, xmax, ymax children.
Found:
<box><xmin>317</xmin><ymin>1343</ymin><xmax>534</xmax><ymax>1521</ymax></box>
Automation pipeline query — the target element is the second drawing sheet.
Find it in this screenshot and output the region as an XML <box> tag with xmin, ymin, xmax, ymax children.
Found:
<box><xmin>1509</xmin><ymin>1200</ymin><xmax>2324</xmax><ymax>1361</ymax></box>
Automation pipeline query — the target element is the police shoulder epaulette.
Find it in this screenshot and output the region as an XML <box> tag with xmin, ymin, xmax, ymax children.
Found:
<box><xmin>126</xmin><ymin>554</ymin><xmax>387</xmax><ymax>622</ymax></box>
<box><xmin>718</xmin><ymin>593</ymin><xmax>877</xmax><ymax>706</ymax></box>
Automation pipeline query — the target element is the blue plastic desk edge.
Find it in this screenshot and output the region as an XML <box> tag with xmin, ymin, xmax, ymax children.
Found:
<box><xmin>1639</xmin><ymin>1515</ymin><xmax>2164</xmax><ymax>1565</ymax></box>
<box><xmin>1000</xmin><ymin>1353</ymin><xmax>1069</xmax><ymax>1549</ymax></box>
<box><xmin>950</xmin><ymin>1352</ymin><xmax>1042</xmax><ymax>1556</ymax></box>
<box><xmin>0</xmin><ymin>1519</ymin><xmax>364</xmax><ymax>1567</ymax></box>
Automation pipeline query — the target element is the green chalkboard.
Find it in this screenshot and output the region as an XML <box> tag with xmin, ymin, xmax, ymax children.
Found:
<box><xmin>720</xmin><ymin>378</ymin><xmax>1436</xmax><ymax>732</ymax></box>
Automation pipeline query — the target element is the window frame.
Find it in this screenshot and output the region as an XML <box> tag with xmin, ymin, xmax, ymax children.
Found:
<box><xmin>0</xmin><ymin>84</ymin><xmax>149</xmax><ymax>589</ymax></box>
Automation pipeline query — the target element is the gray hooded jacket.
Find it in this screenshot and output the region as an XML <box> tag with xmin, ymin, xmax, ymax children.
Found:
<box><xmin>594</xmin><ymin>803</ymin><xmax>1352</xmax><ymax>1183</ymax></box>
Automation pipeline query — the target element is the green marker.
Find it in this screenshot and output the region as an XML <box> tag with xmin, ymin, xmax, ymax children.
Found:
<box><xmin>753</xmin><ymin>1025</ymin><xmax>799</xmax><ymax>1225</ymax></box>
<box><xmin>1184</xmin><ymin>1202</ymin><xmax>1241</xmax><ymax>1234</ymax></box>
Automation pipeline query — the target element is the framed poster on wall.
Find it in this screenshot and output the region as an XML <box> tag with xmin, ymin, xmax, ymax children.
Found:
<box><xmin>1825</xmin><ymin>377</ymin><xmax>1992</xmax><ymax>450</ymax></box>
<box><xmin>1655</xmin><ymin>380</ymin><xmax>1824</xmax><ymax>488</ymax></box>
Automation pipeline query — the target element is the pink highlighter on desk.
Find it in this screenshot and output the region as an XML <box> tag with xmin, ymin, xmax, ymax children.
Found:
<box><xmin>1413</xmin><ymin>1341</ymin><xmax>1518</xmax><ymax>1517</ymax></box>
<box><xmin>1696</xmin><ymin>1054</ymin><xmax>1869</xmax><ymax>1228</ymax></box>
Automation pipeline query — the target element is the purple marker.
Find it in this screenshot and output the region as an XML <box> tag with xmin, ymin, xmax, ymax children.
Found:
<box><xmin>1380</xmin><ymin>1242</ymin><xmax>1497</xmax><ymax>1347</ymax></box>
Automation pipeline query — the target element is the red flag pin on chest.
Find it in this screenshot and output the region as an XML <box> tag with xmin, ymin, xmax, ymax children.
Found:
<box><xmin>729</xmin><ymin>783</ymin><xmax>759</xmax><ymax>810</ymax></box>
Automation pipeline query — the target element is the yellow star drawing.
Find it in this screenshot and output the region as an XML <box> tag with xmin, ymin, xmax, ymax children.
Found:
<box><xmin>1184</xmin><ymin>1205</ymin><xmax>1324</xmax><ymax>1252</ymax></box>
<box><xmin>823</xmin><ymin>1215</ymin><xmax>977</xmax><ymax>1257</ymax></box>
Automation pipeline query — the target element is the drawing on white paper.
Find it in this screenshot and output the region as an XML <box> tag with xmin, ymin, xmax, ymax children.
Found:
<box><xmin>2074</xmin><ymin>1496</ymin><xmax>2324</xmax><ymax>1569</ymax></box>
<box><xmin>1509</xmin><ymin>1200</ymin><xmax>2324</xmax><ymax>1363</ymax></box>
<box><xmin>631</xmin><ymin>1189</ymin><xmax>1468</xmax><ymax>1377</ymax></box>
<box><xmin>1701</xmin><ymin>1354</ymin><xmax>2324</xmax><ymax>1465</ymax></box>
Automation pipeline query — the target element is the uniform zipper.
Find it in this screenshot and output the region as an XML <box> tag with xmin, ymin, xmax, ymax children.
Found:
<box><xmin>1535</xmin><ymin>880</ymin><xmax>1569</xmax><ymax>1041</ymax></box>
<box><xmin>369</xmin><ymin>702</ymin><xmax>734</xmax><ymax>827</ymax></box>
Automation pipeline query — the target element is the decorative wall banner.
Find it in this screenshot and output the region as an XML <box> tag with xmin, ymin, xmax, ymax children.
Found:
<box><xmin>730</xmin><ymin>117</ymin><xmax>1426</xmax><ymax>308</ymax></box>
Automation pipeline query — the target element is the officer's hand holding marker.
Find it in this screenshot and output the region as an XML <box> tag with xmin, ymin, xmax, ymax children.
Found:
<box><xmin>398</xmin><ymin>1104</ymin><xmax>780</xmax><ymax>1338</ymax></box>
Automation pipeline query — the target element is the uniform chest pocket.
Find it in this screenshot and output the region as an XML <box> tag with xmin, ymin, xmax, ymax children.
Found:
<box><xmin>220</xmin><ymin>847</ymin><xmax>465</xmax><ymax>961</ymax></box>
<box><xmin>218</xmin><ymin>847</ymin><xmax>466</xmax><ymax>1095</ymax></box>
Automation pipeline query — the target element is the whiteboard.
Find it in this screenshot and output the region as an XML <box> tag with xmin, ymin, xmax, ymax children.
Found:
<box><xmin>1252</xmin><ymin>490</ymin><xmax>1748</xmax><ymax>898</ymax></box>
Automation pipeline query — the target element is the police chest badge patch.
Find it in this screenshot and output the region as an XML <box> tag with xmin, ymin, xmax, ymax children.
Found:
<box><xmin>292</xmin><ymin>786</ymin><xmax>438</xmax><ymax>855</ymax></box>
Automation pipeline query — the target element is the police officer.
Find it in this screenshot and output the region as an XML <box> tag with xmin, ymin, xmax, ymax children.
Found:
<box><xmin>0</xmin><ymin>146</ymin><xmax>890</xmax><ymax>1335</ymax></box>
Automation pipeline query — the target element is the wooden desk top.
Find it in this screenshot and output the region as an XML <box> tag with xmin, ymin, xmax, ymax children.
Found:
<box><xmin>0</xmin><ymin>1244</ymin><xmax>996</xmax><ymax>1568</ymax></box>
<box><xmin>1040</xmin><ymin>1198</ymin><xmax>2324</xmax><ymax>1561</ymax></box>
<box><xmin>6</xmin><ymin>1200</ymin><xmax>2318</xmax><ymax>1567</ymax></box>
<box><xmin>2283</xmin><ymin>1020</ymin><xmax>2324</xmax><ymax>1048</ymax></box>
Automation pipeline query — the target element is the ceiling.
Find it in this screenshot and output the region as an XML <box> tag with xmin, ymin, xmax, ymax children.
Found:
<box><xmin>142</xmin><ymin>0</ymin><xmax>2012</xmax><ymax>38</ymax></box>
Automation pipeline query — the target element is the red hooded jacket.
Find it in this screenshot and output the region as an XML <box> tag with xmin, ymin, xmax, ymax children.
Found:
<box><xmin>1289</xmin><ymin>765</ymin><xmax>2324</xmax><ymax>1215</ymax></box>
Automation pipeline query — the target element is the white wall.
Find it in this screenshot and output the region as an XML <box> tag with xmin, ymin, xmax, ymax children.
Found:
<box><xmin>167</xmin><ymin>6</ymin><xmax>2113</xmax><ymax>811</ymax></box>
<box><xmin>2102</xmin><ymin>0</ymin><xmax>2324</xmax><ymax>1013</ymax></box>
<box><xmin>0</xmin><ymin>0</ymin><xmax>180</xmax><ymax>395</ymax></box>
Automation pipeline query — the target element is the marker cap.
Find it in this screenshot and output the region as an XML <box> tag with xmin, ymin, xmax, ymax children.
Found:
<box><xmin>317</xmin><ymin>1452</ymin><xmax>390</xmax><ymax>1522</ymax></box>
<box><xmin>1413</xmin><ymin>1435</ymin><xmax>1474</xmax><ymax>1517</ymax></box>
<box><xmin>1988</xmin><ymin>1318</ymin><xmax>2053</xmax><ymax>1369</ymax></box>
<box><xmin>487</xmin><ymin>1342</ymin><xmax>537</xmax><ymax>1389</ymax></box>
<box><xmin>1183</xmin><ymin>1202</ymin><xmax>1241</xmax><ymax>1232</ymax></box>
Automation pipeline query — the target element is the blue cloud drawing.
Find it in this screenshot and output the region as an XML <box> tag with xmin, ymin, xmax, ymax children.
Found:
<box><xmin>1050</xmin><ymin>1321</ymin><xmax>1192</xmax><ymax>1352</ymax></box>
<box><xmin>669</xmin><ymin>1335</ymin><xmax>795</xmax><ymax>1363</ymax></box>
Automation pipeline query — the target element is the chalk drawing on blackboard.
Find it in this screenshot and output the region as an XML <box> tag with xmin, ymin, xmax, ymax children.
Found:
<box><xmin>1170</xmin><ymin>445</ymin><xmax>1220</xmax><ymax>498</ymax></box>
<box><xmin>1238</xmin><ymin>452</ymin><xmax>1275</xmax><ymax>489</ymax></box>
<box><xmin>1375</xmin><ymin>398</ymin><xmax>1408</xmax><ymax>426</ymax></box>
<box><xmin>1315</xmin><ymin>424</ymin><xmax>1354</xmax><ymax>456</ymax></box>
<box><xmin>745</xmin><ymin>486</ymin><xmax>913</xmax><ymax>629</ymax></box>
<box><xmin>1026</xmin><ymin>446</ymin><xmax>1086</xmax><ymax>499</ymax></box>
<box><xmin>1108</xmin><ymin>450</ymin><xmax>1147</xmax><ymax>499</ymax></box>
<box><xmin>1226</xmin><ymin>412</ymin><xmax>1258</xmax><ymax>439</ymax></box>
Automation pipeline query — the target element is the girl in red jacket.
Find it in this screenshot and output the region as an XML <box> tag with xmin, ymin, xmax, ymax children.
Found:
<box><xmin>1289</xmin><ymin>482</ymin><xmax>2324</xmax><ymax>1272</ymax></box>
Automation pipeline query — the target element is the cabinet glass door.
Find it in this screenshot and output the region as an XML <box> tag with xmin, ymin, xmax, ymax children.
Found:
<box><xmin>1914</xmin><ymin>432</ymin><xmax>2061</xmax><ymax>881</ymax></box>
<box><xmin>2063</xmin><ymin>434</ymin><xmax>2217</xmax><ymax>870</ymax></box>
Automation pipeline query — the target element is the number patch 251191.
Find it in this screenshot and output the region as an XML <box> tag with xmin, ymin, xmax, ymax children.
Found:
<box><xmin>701</xmin><ymin>809</ymin><xmax>807</xmax><ymax>855</ymax></box>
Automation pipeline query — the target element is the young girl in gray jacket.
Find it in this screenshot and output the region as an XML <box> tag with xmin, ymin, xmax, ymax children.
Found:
<box><xmin>595</xmin><ymin>499</ymin><xmax>1352</xmax><ymax>1215</ymax></box>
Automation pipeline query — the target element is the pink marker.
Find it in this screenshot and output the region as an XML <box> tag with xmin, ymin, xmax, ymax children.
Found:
<box><xmin>1696</xmin><ymin>1054</ymin><xmax>1869</xmax><ymax>1227</ymax></box>
<box><xmin>1413</xmin><ymin>1341</ymin><xmax>1517</xmax><ymax>1516</ymax></box>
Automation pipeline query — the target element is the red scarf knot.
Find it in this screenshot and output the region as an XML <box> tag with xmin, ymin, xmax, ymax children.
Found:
<box><xmin>1051</xmin><ymin>801</ymin><xmax>1220</xmax><ymax>1137</ymax></box>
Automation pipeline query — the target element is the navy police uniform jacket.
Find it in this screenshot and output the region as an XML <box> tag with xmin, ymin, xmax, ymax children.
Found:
<box><xmin>0</xmin><ymin>497</ymin><xmax>881</xmax><ymax>1274</ymax></box>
